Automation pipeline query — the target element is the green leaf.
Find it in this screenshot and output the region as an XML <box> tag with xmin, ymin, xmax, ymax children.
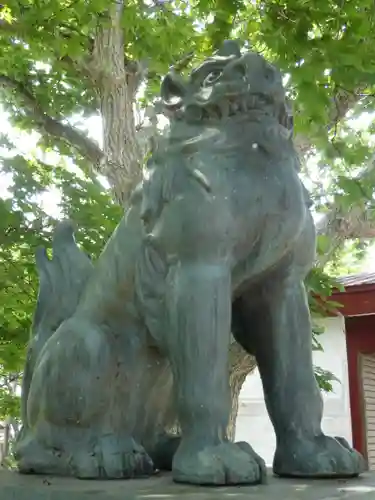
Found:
<box><xmin>317</xmin><ymin>234</ymin><xmax>331</xmax><ymax>255</ymax></box>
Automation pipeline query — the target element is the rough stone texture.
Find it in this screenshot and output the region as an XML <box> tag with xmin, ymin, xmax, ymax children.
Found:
<box><xmin>15</xmin><ymin>39</ymin><xmax>366</xmax><ymax>486</ymax></box>
<box><xmin>1</xmin><ymin>470</ymin><xmax>375</xmax><ymax>500</ymax></box>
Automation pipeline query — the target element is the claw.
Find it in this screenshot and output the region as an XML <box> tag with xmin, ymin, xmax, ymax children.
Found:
<box><xmin>236</xmin><ymin>441</ymin><xmax>268</xmax><ymax>484</ymax></box>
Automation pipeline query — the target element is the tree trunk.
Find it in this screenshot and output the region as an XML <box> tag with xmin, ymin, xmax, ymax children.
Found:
<box><xmin>228</xmin><ymin>343</ymin><xmax>257</xmax><ymax>440</ymax></box>
<box><xmin>92</xmin><ymin>2</ymin><xmax>143</xmax><ymax>205</ymax></box>
<box><xmin>0</xmin><ymin>420</ymin><xmax>10</xmax><ymax>466</ymax></box>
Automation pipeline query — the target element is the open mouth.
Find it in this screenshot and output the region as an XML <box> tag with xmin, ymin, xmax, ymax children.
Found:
<box><xmin>160</xmin><ymin>46</ymin><xmax>293</xmax><ymax>133</ymax></box>
<box><xmin>178</xmin><ymin>92</ymin><xmax>290</xmax><ymax>130</ymax></box>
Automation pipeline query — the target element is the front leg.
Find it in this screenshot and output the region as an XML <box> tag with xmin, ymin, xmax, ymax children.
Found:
<box><xmin>164</xmin><ymin>261</ymin><xmax>266</xmax><ymax>485</ymax></box>
<box><xmin>233</xmin><ymin>275</ymin><xmax>366</xmax><ymax>478</ymax></box>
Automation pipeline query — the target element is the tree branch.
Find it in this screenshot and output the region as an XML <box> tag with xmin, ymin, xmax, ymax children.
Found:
<box><xmin>0</xmin><ymin>74</ymin><xmax>104</xmax><ymax>164</ymax></box>
<box><xmin>293</xmin><ymin>85</ymin><xmax>375</xmax><ymax>266</ymax></box>
<box><xmin>1</xmin><ymin>16</ymin><xmax>97</xmax><ymax>83</ymax></box>
<box><xmin>295</xmin><ymin>85</ymin><xmax>366</xmax><ymax>158</ymax></box>
<box><xmin>315</xmin><ymin>154</ymin><xmax>375</xmax><ymax>266</ymax></box>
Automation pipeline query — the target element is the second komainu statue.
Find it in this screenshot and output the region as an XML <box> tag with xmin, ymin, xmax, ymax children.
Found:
<box><xmin>15</xmin><ymin>40</ymin><xmax>366</xmax><ymax>485</ymax></box>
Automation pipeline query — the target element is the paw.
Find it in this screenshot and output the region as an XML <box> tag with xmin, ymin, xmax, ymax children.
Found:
<box><xmin>172</xmin><ymin>440</ymin><xmax>267</xmax><ymax>485</ymax></box>
<box><xmin>16</xmin><ymin>435</ymin><xmax>69</xmax><ymax>476</ymax></box>
<box><xmin>274</xmin><ymin>434</ymin><xmax>367</xmax><ymax>478</ymax></box>
<box><xmin>73</xmin><ymin>435</ymin><xmax>154</xmax><ymax>479</ymax></box>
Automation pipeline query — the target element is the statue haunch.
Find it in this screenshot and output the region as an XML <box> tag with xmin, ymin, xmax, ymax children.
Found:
<box><xmin>15</xmin><ymin>40</ymin><xmax>366</xmax><ymax>485</ymax></box>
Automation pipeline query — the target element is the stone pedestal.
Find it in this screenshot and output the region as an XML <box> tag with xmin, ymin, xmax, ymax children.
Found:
<box><xmin>1</xmin><ymin>470</ymin><xmax>374</xmax><ymax>500</ymax></box>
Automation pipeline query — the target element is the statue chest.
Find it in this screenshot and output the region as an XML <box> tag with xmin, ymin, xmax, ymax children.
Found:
<box><xmin>221</xmin><ymin>157</ymin><xmax>308</xmax><ymax>266</ymax></box>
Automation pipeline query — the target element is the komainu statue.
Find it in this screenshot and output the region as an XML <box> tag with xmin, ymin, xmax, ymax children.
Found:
<box><xmin>15</xmin><ymin>40</ymin><xmax>366</xmax><ymax>485</ymax></box>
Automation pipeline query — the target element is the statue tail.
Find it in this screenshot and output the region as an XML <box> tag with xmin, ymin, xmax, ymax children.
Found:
<box><xmin>32</xmin><ymin>220</ymin><xmax>94</xmax><ymax>341</ymax></box>
<box><xmin>18</xmin><ymin>221</ymin><xmax>94</xmax><ymax>433</ymax></box>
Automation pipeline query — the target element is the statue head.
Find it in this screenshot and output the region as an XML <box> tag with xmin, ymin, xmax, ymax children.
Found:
<box><xmin>160</xmin><ymin>40</ymin><xmax>293</xmax><ymax>136</ymax></box>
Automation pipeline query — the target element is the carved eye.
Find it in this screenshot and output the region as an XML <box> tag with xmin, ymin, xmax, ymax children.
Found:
<box><xmin>203</xmin><ymin>71</ymin><xmax>222</xmax><ymax>86</ymax></box>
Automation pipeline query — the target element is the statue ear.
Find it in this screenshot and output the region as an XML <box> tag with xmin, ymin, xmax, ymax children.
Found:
<box><xmin>160</xmin><ymin>72</ymin><xmax>188</xmax><ymax>108</ymax></box>
<box><xmin>279</xmin><ymin>99</ymin><xmax>294</xmax><ymax>132</ymax></box>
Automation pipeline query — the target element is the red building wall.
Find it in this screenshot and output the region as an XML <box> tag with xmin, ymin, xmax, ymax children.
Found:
<box><xmin>345</xmin><ymin>315</ymin><xmax>375</xmax><ymax>456</ymax></box>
